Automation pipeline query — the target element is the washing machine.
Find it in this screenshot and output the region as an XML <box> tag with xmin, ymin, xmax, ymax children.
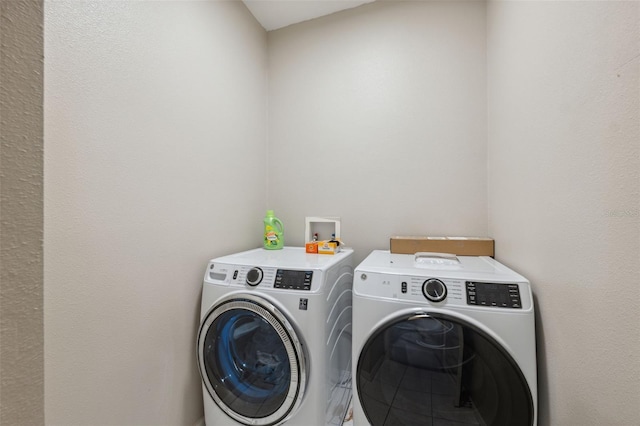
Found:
<box><xmin>352</xmin><ymin>251</ymin><xmax>537</xmax><ymax>426</ymax></box>
<box><xmin>197</xmin><ymin>247</ymin><xmax>354</xmax><ymax>426</ymax></box>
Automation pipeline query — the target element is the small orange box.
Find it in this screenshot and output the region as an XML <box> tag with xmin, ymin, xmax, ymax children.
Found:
<box><xmin>305</xmin><ymin>242</ymin><xmax>318</xmax><ymax>254</ymax></box>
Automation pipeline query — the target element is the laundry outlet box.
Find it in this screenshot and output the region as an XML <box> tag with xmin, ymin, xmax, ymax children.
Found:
<box><xmin>390</xmin><ymin>236</ymin><xmax>494</xmax><ymax>257</ymax></box>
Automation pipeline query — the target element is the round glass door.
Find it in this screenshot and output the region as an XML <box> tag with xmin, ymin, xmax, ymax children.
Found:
<box><xmin>197</xmin><ymin>295</ymin><xmax>306</xmax><ymax>426</ymax></box>
<box><xmin>357</xmin><ymin>312</ymin><xmax>533</xmax><ymax>426</ymax></box>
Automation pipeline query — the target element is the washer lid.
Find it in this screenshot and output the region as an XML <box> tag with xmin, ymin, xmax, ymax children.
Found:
<box><xmin>355</xmin><ymin>250</ymin><xmax>528</xmax><ymax>282</ymax></box>
<box><xmin>210</xmin><ymin>247</ymin><xmax>353</xmax><ymax>271</ymax></box>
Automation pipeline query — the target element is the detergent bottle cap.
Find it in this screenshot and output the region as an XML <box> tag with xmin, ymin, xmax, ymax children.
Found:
<box><xmin>266</xmin><ymin>209</ymin><xmax>274</xmax><ymax>216</ymax></box>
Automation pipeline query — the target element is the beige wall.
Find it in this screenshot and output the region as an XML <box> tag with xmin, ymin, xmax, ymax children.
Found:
<box><xmin>44</xmin><ymin>1</ymin><xmax>266</xmax><ymax>424</ymax></box>
<box><xmin>487</xmin><ymin>1</ymin><xmax>640</xmax><ymax>425</ymax></box>
<box><xmin>0</xmin><ymin>1</ymin><xmax>44</xmax><ymax>425</ymax></box>
<box><xmin>271</xmin><ymin>1</ymin><xmax>639</xmax><ymax>424</ymax></box>
<box><xmin>267</xmin><ymin>0</ymin><xmax>487</xmax><ymax>264</ymax></box>
<box><xmin>5</xmin><ymin>1</ymin><xmax>639</xmax><ymax>425</ymax></box>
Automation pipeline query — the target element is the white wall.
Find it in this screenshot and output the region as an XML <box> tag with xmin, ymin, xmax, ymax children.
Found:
<box><xmin>267</xmin><ymin>0</ymin><xmax>487</xmax><ymax>264</ymax></box>
<box><xmin>487</xmin><ymin>1</ymin><xmax>640</xmax><ymax>425</ymax></box>
<box><xmin>44</xmin><ymin>1</ymin><xmax>266</xmax><ymax>425</ymax></box>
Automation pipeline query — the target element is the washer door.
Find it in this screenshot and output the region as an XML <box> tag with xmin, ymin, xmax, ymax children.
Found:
<box><xmin>197</xmin><ymin>294</ymin><xmax>306</xmax><ymax>426</ymax></box>
<box><xmin>357</xmin><ymin>312</ymin><xmax>533</xmax><ymax>426</ymax></box>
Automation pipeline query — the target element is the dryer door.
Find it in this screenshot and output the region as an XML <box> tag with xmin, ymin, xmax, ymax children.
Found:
<box><xmin>197</xmin><ymin>294</ymin><xmax>306</xmax><ymax>426</ymax></box>
<box><xmin>357</xmin><ymin>312</ymin><xmax>533</xmax><ymax>426</ymax></box>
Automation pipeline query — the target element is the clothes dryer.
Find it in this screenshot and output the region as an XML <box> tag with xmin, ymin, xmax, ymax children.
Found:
<box><xmin>352</xmin><ymin>251</ymin><xmax>537</xmax><ymax>426</ymax></box>
<box><xmin>197</xmin><ymin>247</ymin><xmax>354</xmax><ymax>426</ymax></box>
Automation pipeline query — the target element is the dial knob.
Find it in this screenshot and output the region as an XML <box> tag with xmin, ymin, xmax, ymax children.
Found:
<box><xmin>422</xmin><ymin>278</ymin><xmax>447</xmax><ymax>302</ymax></box>
<box><xmin>246</xmin><ymin>267</ymin><xmax>263</xmax><ymax>286</ymax></box>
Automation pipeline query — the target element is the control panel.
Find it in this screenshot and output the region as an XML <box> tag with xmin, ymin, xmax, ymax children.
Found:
<box><xmin>274</xmin><ymin>269</ymin><xmax>313</xmax><ymax>291</ymax></box>
<box><xmin>466</xmin><ymin>281</ymin><xmax>522</xmax><ymax>309</ymax></box>
<box><xmin>354</xmin><ymin>271</ymin><xmax>530</xmax><ymax>310</ymax></box>
<box><xmin>205</xmin><ymin>262</ymin><xmax>315</xmax><ymax>291</ymax></box>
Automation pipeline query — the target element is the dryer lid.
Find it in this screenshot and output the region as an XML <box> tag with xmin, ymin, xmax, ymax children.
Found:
<box><xmin>355</xmin><ymin>250</ymin><xmax>528</xmax><ymax>282</ymax></box>
<box><xmin>414</xmin><ymin>252</ymin><xmax>462</xmax><ymax>269</ymax></box>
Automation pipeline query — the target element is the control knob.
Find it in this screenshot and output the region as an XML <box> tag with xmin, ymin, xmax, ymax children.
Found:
<box><xmin>246</xmin><ymin>267</ymin><xmax>263</xmax><ymax>286</ymax></box>
<box><xmin>422</xmin><ymin>278</ymin><xmax>447</xmax><ymax>303</ymax></box>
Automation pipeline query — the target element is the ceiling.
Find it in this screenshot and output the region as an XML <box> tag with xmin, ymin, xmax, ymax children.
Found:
<box><xmin>243</xmin><ymin>0</ymin><xmax>375</xmax><ymax>31</ymax></box>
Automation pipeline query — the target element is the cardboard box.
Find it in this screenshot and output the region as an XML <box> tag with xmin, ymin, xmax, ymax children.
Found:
<box><xmin>390</xmin><ymin>236</ymin><xmax>494</xmax><ymax>257</ymax></box>
<box><xmin>305</xmin><ymin>242</ymin><xmax>318</xmax><ymax>254</ymax></box>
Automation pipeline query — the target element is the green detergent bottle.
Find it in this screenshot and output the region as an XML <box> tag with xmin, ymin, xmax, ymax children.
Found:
<box><xmin>263</xmin><ymin>210</ymin><xmax>284</xmax><ymax>250</ymax></box>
